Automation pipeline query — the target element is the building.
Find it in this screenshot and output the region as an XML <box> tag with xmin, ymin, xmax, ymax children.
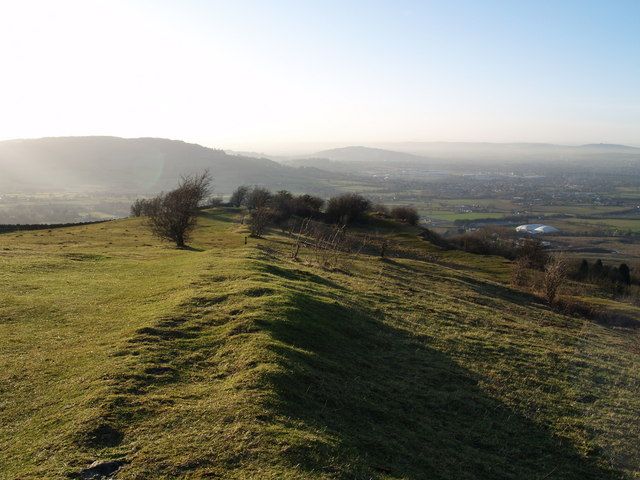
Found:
<box><xmin>515</xmin><ymin>224</ymin><xmax>560</xmax><ymax>234</ymax></box>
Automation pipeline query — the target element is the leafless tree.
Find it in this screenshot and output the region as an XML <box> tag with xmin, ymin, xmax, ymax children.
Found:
<box><xmin>510</xmin><ymin>256</ymin><xmax>530</xmax><ymax>287</ymax></box>
<box><xmin>543</xmin><ymin>254</ymin><xmax>567</xmax><ymax>304</ymax></box>
<box><xmin>130</xmin><ymin>198</ymin><xmax>145</xmax><ymax>217</ymax></box>
<box><xmin>249</xmin><ymin>207</ymin><xmax>271</xmax><ymax>237</ymax></box>
<box><xmin>146</xmin><ymin>171</ymin><xmax>211</xmax><ymax>248</ymax></box>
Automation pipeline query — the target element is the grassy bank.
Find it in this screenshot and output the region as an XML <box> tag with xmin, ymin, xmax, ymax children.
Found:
<box><xmin>1</xmin><ymin>209</ymin><xmax>638</xmax><ymax>479</ymax></box>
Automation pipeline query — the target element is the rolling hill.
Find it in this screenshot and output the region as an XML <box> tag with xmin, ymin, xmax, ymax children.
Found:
<box><xmin>0</xmin><ymin>136</ymin><xmax>334</xmax><ymax>195</ymax></box>
<box><xmin>1</xmin><ymin>209</ymin><xmax>638</xmax><ymax>479</ymax></box>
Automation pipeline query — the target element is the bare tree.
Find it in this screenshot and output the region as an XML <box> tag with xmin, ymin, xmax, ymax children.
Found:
<box><xmin>543</xmin><ymin>254</ymin><xmax>567</xmax><ymax>304</ymax></box>
<box><xmin>510</xmin><ymin>256</ymin><xmax>530</xmax><ymax>287</ymax></box>
<box><xmin>146</xmin><ymin>171</ymin><xmax>211</xmax><ymax>248</ymax></box>
<box><xmin>130</xmin><ymin>198</ymin><xmax>145</xmax><ymax>217</ymax></box>
<box><xmin>248</xmin><ymin>207</ymin><xmax>271</xmax><ymax>237</ymax></box>
<box><xmin>130</xmin><ymin>198</ymin><xmax>155</xmax><ymax>217</ymax></box>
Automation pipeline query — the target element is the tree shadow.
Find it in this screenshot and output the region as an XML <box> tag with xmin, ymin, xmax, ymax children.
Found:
<box><xmin>177</xmin><ymin>245</ymin><xmax>205</xmax><ymax>252</ymax></box>
<box><xmin>260</xmin><ymin>269</ymin><xmax>623</xmax><ymax>479</ymax></box>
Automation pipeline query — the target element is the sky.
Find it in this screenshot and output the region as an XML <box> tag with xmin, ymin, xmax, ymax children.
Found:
<box><xmin>0</xmin><ymin>0</ymin><xmax>639</xmax><ymax>153</ymax></box>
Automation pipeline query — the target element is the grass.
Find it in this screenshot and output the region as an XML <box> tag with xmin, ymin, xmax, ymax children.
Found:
<box><xmin>1</xmin><ymin>209</ymin><xmax>638</xmax><ymax>479</ymax></box>
<box><xmin>564</xmin><ymin>218</ymin><xmax>640</xmax><ymax>234</ymax></box>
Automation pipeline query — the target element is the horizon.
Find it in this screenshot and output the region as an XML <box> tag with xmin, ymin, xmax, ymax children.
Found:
<box><xmin>1</xmin><ymin>134</ymin><xmax>640</xmax><ymax>157</ymax></box>
<box><xmin>1</xmin><ymin>1</ymin><xmax>639</xmax><ymax>150</ymax></box>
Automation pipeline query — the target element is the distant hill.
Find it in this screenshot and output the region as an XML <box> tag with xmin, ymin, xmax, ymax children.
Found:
<box><xmin>283</xmin><ymin>143</ymin><xmax>640</xmax><ymax>172</ymax></box>
<box><xmin>372</xmin><ymin>141</ymin><xmax>640</xmax><ymax>161</ymax></box>
<box><xmin>0</xmin><ymin>136</ymin><xmax>334</xmax><ymax>194</ymax></box>
<box><xmin>577</xmin><ymin>143</ymin><xmax>640</xmax><ymax>152</ymax></box>
<box><xmin>310</xmin><ymin>146</ymin><xmax>429</xmax><ymax>163</ymax></box>
<box><xmin>281</xmin><ymin>146</ymin><xmax>434</xmax><ymax>173</ymax></box>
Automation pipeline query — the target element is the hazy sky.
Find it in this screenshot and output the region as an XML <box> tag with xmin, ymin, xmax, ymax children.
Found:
<box><xmin>1</xmin><ymin>0</ymin><xmax>639</xmax><ymax>152</ymax></box>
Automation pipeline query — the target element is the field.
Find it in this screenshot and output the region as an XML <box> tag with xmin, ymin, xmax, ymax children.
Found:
<box><xmin>376</xmin><ymin>195</ymin><xmax>640</xmax><ymax>262</ymax></box>
<box><xmin>1</xmin><ymin>209</ymin><xmax>639</xmax><ymax>479</ymax></box>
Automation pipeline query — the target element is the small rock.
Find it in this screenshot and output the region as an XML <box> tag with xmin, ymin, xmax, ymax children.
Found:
<box><xmin>78</xmin><ymin>459</ymin><xmax>126</xmax><ymax>479</ymax></box>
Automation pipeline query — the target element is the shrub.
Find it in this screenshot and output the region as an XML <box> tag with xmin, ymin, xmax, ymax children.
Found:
<box><xmin>543</xmin><ymin>255</ymin><xmax>567</xmax><ymax>304</ymax></box>
<box><xmin>391</xmin><ymin>205</ymin><xmax>419</xmax><ymax>225</ymax></box>
<box><xmin>245</xmin><ymin>187</ymin><xmax>272</xmax><ymax>210</ymax></box>
<box><xmin>249</xmin><ymin>207</ymin><xmax>272</xmax><ymax>237</ymax></box>
<box><xmin>291</xmin><ymin>194</ymin><xmax>324</xmax><ymax>218</ymax></box>
<box><xmin>130</xmin><ymin>198</ymin><xmax>146</xmax><ymax>217</ymax></box>
<box><xmin>271</xmin><ymin>190</ymin><xmax>294</xmax><ymax>224</ymax></box>
<box><xmin>591</xmin><ymin>259</ymin><xmax>604</xmax><ymax>278</ymax></box>
<box><xmin>371</xmin><ymin>203</ymin><xmax>390</xmax><ymax>217</ymax></box>
<box><xmin>450</xmin><ymin>229</ymin><xmax>515</xmax><ymax>258</ymax></box>
<box><xmin>130</xmin><ymin>198</ymin><xmax>157</xmax><ymax>217</ymax></box>
<box><xmin>511</xmin><ymin>256</ymin><xmax>530</xmax><ymax>287</ymax></box>
<box><xmin>578</xmin><ymin>259</ymin><xmax>589</xmax><ymax>279</ymax></box>
<box><xmin>325</xmin><ymin>193</ymin><xmax>371</xmax><ymax>225</ymax></box>
<box><xmin>619</xmin><ymin>263</ymin><xmax>631</xmax><ymax>286</ymax></box>
<box><xmin>146</xmin><ymin>171</ymin><xmax>211</xmax><ymax>248</ymax></box>
<box><xmin>203</xmin><ymin>195</ymin><xmax>224</xmax><ymax>208</ymax></box>
<box><xmin>517</xmin><ymin>238</ymin><xmax>547</xmax><ymax>268</ymax></box>
<box><xmin>229</xmin><ymin>185</ymin><xmax>250</xmax><ymax>207</ymax></box>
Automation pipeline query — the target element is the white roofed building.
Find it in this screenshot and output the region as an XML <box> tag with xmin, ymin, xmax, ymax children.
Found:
<box><xmin>516</xmin><ymin>224</ymin><xmax>559</xmax><ymax>234</ymax></box>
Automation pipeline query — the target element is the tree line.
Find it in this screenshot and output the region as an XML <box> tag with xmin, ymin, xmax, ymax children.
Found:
<box><xmin>130</xmin><ymin>173</ymin><xmax>419</xmax><ymax>247</ymax></box>
<box><xmin>574</xmin><ymin>258</ymin><xmax>632</xmax><ymax>287</ymax></box>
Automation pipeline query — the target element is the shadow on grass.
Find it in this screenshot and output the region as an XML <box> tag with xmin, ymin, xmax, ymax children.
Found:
<box><xmin>198</xmin><ymin>210</ymin><xmax>236</xmax><ymax>223</ymax></box>
<box><xmin>174</xmin><ymin>245</ymin><xmax>205</xmax><ymax>252</ymax></box>
<box><xmin>261</xmin><ymin>269</ymin><xmax>622</xmax><ymax>479</ymax></box>
<box><xmin>257</xmin><ymin>262</ymin><xmax>346</xmax><ymax>291</ymax></box>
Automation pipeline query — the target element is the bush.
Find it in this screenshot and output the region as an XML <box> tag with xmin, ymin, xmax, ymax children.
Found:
<box><xmin>229</xmin><ymin>185</ymin><xmax>249</xmax><ymax>207</ymax></box>
<box><xmin>578</xmin><ymin>259</ymin><xmax>589</xmax><ymax>279</ymax></box>
<box><xmin>325</xmin><ymin>193</ymin><xmax>371</xmax><ymax>225</ymax></box>
<box><xmin>130</xmin><ymin>198</ymin><xmax>157</xmax><ymax>217</ymax></box>
<box><xmin>146</xmin><ymin>171</ymin><xmax>211</xmax><ymax>247</ymax></box>
<box><xmin>130</xmin><ymin>198</ymin><xmax>145</xmax><ymax>217</ymax></box>
<box><xmin>516</xmin><ymin>238</ymin><xmax>547</xmax><ymax>268</ymax></box>
<box><xmin>619</xmin><ymin>263</ymin><xmax>631</xmax><ymax>286</ymax></box>
<box><xmin>203</xmin><ymin>195</ymin><xmax>224</xmax><ymax>208</ymax></box>
<box><xmin>249</xmin><ymin>207</ymin><xmax>272</xmax><ymax>237</ymax></box>
<box><xmin>291</xmin><ymin>194</ymin><xmax>324</xmax><ymax>218</ymax></box>
<box><xmin>271</xmin><ymin>190</ymin><xmax>294</xmax><ymax>224</ymax></box>
<box><xmin>391</xmin><ymin>205</ymin><xmax>419</xmax><ymax>225</ymax></box>
<box><xmin>245</xmin><ymin>187</ymin><xmax>272</xmax><ymax>210</ymax></box>
<box><xmin>371</xmin><ymin>203</ymin><xmax>390</xmax><ymax>217</ymax></box>
<box><xmin>543</xmin><ymin>255</ymin><xmax>567</xmax><ymax>304</ymax></box>
<box><xmin>450</xmin><ymin>229</ymin><xmax>515</xmax><ymax>259</ymax></box>
<box><xmin>511</xmin><ymin>256</ymin><xmax>530</xmax><ymax>287</ymax></box>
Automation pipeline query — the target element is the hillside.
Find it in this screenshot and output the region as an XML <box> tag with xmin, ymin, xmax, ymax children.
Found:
<box><xmin>0</xmin><ymin>137</ymin><xmax>334</xmax><ymax>195</ymax></box>
<box><xmin>1</xmin><ymin>210</ymin><xmax>639</xmax><ymax>479</ymax></box>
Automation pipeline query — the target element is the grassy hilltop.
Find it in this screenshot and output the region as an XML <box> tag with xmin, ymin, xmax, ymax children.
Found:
<box><xmin>1</xmin><ymin>209</ymin><xmax>638</xmax><ymax>479</ymax></box>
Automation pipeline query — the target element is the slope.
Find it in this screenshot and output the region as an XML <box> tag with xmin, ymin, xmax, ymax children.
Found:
<box><xmin>0</xmin><ymin>211</ymin><xmax>638</xmax><ymax>479</ymax></box>
<box><xmin>0</xmin><ymin>136</ymin><xmax>334</xmax><ymax>195</ymax></box>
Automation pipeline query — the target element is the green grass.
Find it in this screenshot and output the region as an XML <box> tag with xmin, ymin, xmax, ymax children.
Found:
<box><xmin>564</xmin><ymin>218</ymin><xmax>640</xmax><ymax>233</ymax></box>
<box><xmin>1</xmin><ymin>209</ymin><xmax>638</xmax><ymax>479</ymax></box>
<box><xmin>423</xmin><ymin>211</ymin><xmax>506</xmax><ymax>221</ymax></box>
